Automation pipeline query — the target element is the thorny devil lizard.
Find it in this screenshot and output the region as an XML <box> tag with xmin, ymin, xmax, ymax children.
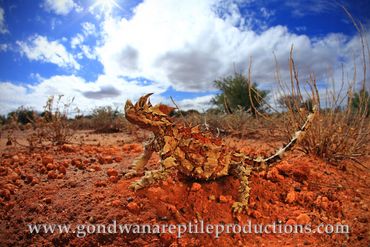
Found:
<box><xmin>123</xmin><ymin>93</ymin><xmax>317</xmax><ymax>213</ymax></box>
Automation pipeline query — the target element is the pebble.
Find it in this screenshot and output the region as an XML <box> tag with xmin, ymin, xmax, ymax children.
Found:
<box><xmin>47</xmin><ymin>171</ymin><xmax>57</xmax><ymax>179</ymax></box>
<box><xmin>296</xmin><ymin>213</ymin><xmax>310</xmax><ymax>225</ymax></box>
<box><xmin>286</xmin><ymin>191</ymin><xmax>297</xmax><ymax>204</ymax></box>
<box><xmin>112</xmin><ymin>200</ymin><xmax>121</xmax><ymax>207</ymax></box>
<box><xmin>190</xmin><ymin>182</ymin><xmax>202</xmax><ymax>192</ymax></box>
<box><xmin>42</xmin><ymin>156</ymin><xmax>54</xmax><ymax>166</ymax></box>
<box><xmin>127</xmin><ymin>202</ymin><xmax>139</xmax><ymax>212</ymax></box>
<box><xmin>219</xmin><ymin>195</ymin><xmax>228</xmax><ymax>203</ymax></box>
<box><xmin>107</xmin><ymin>168</ymin><xmax>118</xmax><ymax>177</ymax></box>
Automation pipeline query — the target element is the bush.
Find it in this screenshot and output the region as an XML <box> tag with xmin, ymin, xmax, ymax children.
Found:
<box><xmin>91</xmin><ymin>106</ymin><xmax>123</xmax><ymax>133</ymax></box>
<box><xmin>30</xmin><ymin>95</ymin><xmax>75</xmax><ymax>146</ymax></box>
<box><xmin>276</xmin><ymin>47</ymin><xmax>369</xmax><ymax>163</ymax></box>
<box><xmin>7</xmin><ymin>95</ymin><xmax>76</xmax><ymax>149</ymax></box>
<box><xmin>211</xmin><ymin>72</ymin><xmax>268</xmax><ymax>115</ymax></box>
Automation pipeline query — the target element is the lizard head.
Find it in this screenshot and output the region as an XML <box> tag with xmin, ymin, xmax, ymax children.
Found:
<box><xmin>124</xmin><ymin>93</ymin><xmax>175</xmax><ymax>133</ymax></box>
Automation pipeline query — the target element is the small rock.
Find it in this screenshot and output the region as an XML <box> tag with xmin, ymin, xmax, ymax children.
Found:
<box><xmin>42</xmin><ymin>156</ymin><xmax>54</xmax><ymax>166</ymax></box>
<box><xmin>46</xmin><ymin>163</ymin><xmax>55</xmax><ymax>171</ymax></box>
<box><xmin>12</xmin><ymin>155</ymin><xmax>20</xmax><ymax>162</ymax></box>
<box><xmin>112</xmin><ymin>200</ymin><xmax>121</xmax><ymax>207</ymax></box>
<box><xmin>296</xmin><ymin>213</ymin><xmax>310</xmax><ymax>225</ymax></box>
<box><xmin>286</xmin><ymin>191</ymin><xmax>297</xmax><ymax>204</ymax></box>
<box><xmin>219</xmin><ymin>195</ymin><xmax>232</xmax><ymax>203</ymax></box>
<box><xmin>127</xmin><ymin>202</ymin><xmax>139</xmax><ymax>212</ymax></box>
<box><xmin>127</xmin><ymin>197</ymin><xmax>134</xmax><ymax>202</ymax></box>
<box><xmin>58</xmin><ymin>166</ymin><xmax>66</xmax><ymax>174</ymax></box>
<box><xmin>190</xmin><ymin>182</ymin><xmax>202</xmax><ymax>192</ymax></box>
<box><xmin>31</xmin><ymin>178</ymin><xmax>39</xmax><ymax>186</ymax></box>
<box><xmin>47</xmin><ymin>171</ymin><xmax>57</xmax><ymax>179</ymax></box>
<box><xmin>107</xmin><ymin>168</ymin><xmax>118</xmax><ymax>177</ymax></box>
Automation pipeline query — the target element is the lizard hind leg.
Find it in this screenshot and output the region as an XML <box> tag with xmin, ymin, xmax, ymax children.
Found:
<box><xmin>231</xmin><ymin>165</ymin><xmax>252</xmax><ymax>214</ymax></box>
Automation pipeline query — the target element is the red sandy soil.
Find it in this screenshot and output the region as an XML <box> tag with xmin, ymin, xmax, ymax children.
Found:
<box><xmin>0</xmin><ymin>129</ymin><xmax>369</xmax><ymax>246</ymax></box>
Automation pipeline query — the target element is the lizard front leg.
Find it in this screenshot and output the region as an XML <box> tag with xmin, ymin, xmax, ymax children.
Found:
<box><xmin>128</xmin><ymin>156</ymin><xmax>176</xmax><ymax>191</ymax></box>
<box><xmin>129</xmin><ymin>168</ymin><xmax>170</xmax><ymax>191</ymax></box>
<box><xmin>124</xmin><ymin>139</ymin><xmax>155</xmax><ymax>179</ymax></box>
<box><xmin>231</xmin><ymin>165</ymin><xmax>252</xmax><ymax>214</ymax></box>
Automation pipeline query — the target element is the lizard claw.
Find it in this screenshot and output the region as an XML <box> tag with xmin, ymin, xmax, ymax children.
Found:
<box><xmin>128</xmin><ymin>181</ymin><xmax>143</xmax><ymax>191</ymax></box>
<box><xmin>232</xmin><ymin>202</ymin><xmax>249</xmax><ymax>214</ymax></box>
<box><xmin>124</xmin><ymin>170</ymin><xmax>138</xmax><ymax>179</ymax></box>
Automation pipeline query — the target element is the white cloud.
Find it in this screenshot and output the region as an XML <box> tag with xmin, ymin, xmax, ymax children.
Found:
<box><xmin>81</xmin><ymin>22</ymin><xmax>96</xmax><ymax>36</ymax></box>
<box><xmin>42</xmin><ymin>0</ymin><xmax>82</xmax><ymax>15</ymax></box>
<box><xmin>0</xmin><ymin>7</ymin><xmax>8</xmax><ymax>34</ymax></box>
<box><xmin>70</xmin><ymin>22</ymin><xmax>97</xmax><ymax>59</ymax></box>
<box><xmin>177</xmin><ymin>95</ymin><xmax>215</xmax><ymax>111</ymax></box>
<box><xmin>17</xmin><ymin>35</ymin><xmax>80</xmax><ymax>70</ymax></box>
<box><xmin>95</xmin><ymin>0</ymin><xmax>366</xmax><ymax>94</ymax></box>
<box><xmin>70</xmin><ymin>34</ymin><xmax>84</xmax><ymax>49</ymax></box>
<box><xmin>0</xmin><ymin>75</ymin><xmax>167</xmax><ymax>115</ymax></box>
<box><xmin>2</xmin><ymin>0</ymin><xmax>368</xmax><ymax>114</ymax></box>
<box><xmin>0</xmin><ymin>43</ymin><xmax>8</xmax><ymax>52</ymax></box>
<box><xmin>80</xmin><ymin>45</ymin><xmax>96</xmax><ymax>60</ymax></box>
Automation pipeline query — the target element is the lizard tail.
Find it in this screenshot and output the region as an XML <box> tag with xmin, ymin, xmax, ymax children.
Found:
<box><xmin>250</xmin><ymin>104</ymin><xmax>318</xmax><ymax>165</ymax></box>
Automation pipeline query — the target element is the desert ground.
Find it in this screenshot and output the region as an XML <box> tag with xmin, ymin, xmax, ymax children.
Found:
<box><xmin>0</xmin><ymin>128</ymin><xmax>369</xmax><ymax>246</ymax></box>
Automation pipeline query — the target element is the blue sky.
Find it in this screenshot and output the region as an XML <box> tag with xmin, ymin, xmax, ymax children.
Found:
<box><xmin>0</xmin><ymin>0</ymin><xmax>369</xmax><ymax>115</ymax></box>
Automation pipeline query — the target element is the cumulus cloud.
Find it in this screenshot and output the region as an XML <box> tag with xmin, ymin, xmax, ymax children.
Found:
<box><xmin>96</xmin><ymin>0</ymin><xmax>365</xmax><ymax>94</ymax></box>
<box><xmin>70</xmin><ymin>22</ymin><xmax>97</xmax><ymax>60</ymax></box>
<box><xmin>70</xmin><ymin>34</ymin><xmax>84</xmax><ymax>49</ymax></box>
<box><xmin>0</xmin><ymin>43</ymin><xmax>9</xmax><ymax>52</ymax></box>
<box><xmin>2</xmin><ymin>0</ymin><xmax>368</xmax><ymax>114</ymax></box>
<box><xmin>0</xmin><ymin>7</ymin><xmax>8</xmax><ymax>34</ymax></box>
<box><xmin>42</xmin><ymin>0</ymin><xmax>82</xmax><ymax>15</ymax></box>
<box><xmin>0</xmin><ymin>75</ymin><xmax>167</xmax><ymax>115</ymax></box>
<box><xmin>177</xmin><ymin>95</ymin><xmax>215</xmax><ymax>111</ymax></box>
<box><xmin>17</xmin><ymin>35</ymin><xmax>80</xmax><ymax>70</ymax></box>
<box><xmin>81</xmin><ymin>22</ymin><xmax>96</xmax><ymax>36</ymax></box>
<box><xmin>82</xmin><ymin>85</ymin><xmax>121</xmax><ymax>99</ymax></box>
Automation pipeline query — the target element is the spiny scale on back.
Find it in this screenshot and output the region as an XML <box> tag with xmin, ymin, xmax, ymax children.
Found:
<box><xmin>124</xmin><ymin>93</ymin><xmax>317</xmax><ymax>213</ymax></box>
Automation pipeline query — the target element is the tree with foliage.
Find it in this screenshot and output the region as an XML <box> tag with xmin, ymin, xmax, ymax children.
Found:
<box><xmin>7</xmin><ymin>106</ymin><xmax>36</xmax><ymax>125</ymax></box>
<box><xmin>351</xmin><ymin>88</ymin><xmax>370</xmax><ymax>117</ymax></box>
<box><xmin>211</xmin><ymin>72</ymin><xmax>268</xmax><ymax>115</ymax></box>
